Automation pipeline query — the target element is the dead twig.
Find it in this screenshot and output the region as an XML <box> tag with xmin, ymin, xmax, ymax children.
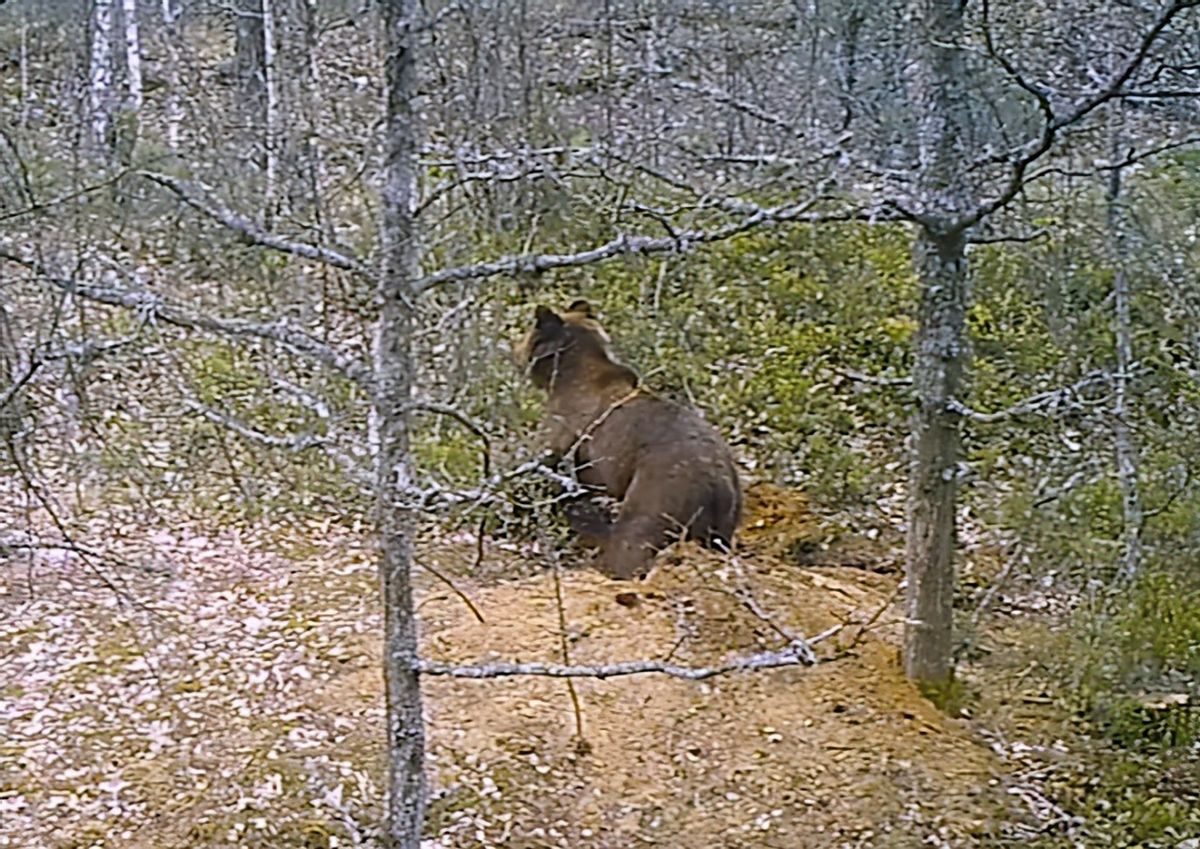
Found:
<box><xmin>417</xmin><ymin>559</ymin><xmax>486</xmax><ymax>625</ymax></box>
<box><xmin>843</xmin><ymin>582</ymin><xmax>903</xmax><ymax>651</ymax></box>
<box><xmin>949</xmin><ymin>369</ymin><xmax>1125</xmax><ymax>423</ymax></box>
<box><xmin>184</xmin><ymin>400</ymin><xmax>328</xmax><ymax>451</ymax></box>
<box><xmin>544</xmin><ymin>526</ymin><xmax>587</xmax><ymax>746</ymax></box>
<box><xmin>416</xmin><ymin>624</ymin><xmax>841</xmax><ymax>681</ymax></box>
<box><xmin>0</xmin><ymin>248</ymin><xmax>372</xmax><ymax>388</ymax></box>
<box><xmin>413</xmin><ymin>187</ymin><xmax>863</xmax><ymax>292</ymax></box>
<box><xmin>140</xmin><ymin>171</ymin><xmax>374</xmax><ymax>279</ymax></box>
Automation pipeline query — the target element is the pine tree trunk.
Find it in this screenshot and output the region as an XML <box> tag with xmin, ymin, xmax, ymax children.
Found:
<box><xmin>376</xmin><ymin>1</ymin><xmax>426</xmax><ymax>846</ymax></box>
<box><xmin>904</xmin><ymin>0</ymin><xmax>972</xmax><ymax>691</ymax></box>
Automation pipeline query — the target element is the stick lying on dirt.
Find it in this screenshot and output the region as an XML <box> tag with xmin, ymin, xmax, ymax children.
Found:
<box><xmin>415</xmin><ymin>623</ymin><xmax>842</xmax><ymax>681</ymax></box>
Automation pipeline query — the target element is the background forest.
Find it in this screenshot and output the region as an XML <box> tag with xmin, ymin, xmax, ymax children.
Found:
<box><xmin>2</xmin><ymin>1</ymin><xmax>1200</xmax><ymax>847</ymax></box>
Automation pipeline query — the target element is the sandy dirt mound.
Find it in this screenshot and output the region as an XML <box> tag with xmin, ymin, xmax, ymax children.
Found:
<box><xmin>1</xmin><ymin>485</ymin><xmax>1013</xmax><ymax>848</ymax></box>
<box><xmin>410</xmin><ymin>552</ymin><xmax>1006</xmax><ymax>848</ymax></box>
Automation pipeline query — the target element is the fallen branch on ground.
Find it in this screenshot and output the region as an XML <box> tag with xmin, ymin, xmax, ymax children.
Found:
<box><xmin>416</xmin><ymin>624</ymin><xmax>841</xmax><ymax>681</ymax></box>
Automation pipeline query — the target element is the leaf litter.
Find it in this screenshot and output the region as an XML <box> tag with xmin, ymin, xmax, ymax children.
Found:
<box><xmin>1</xmin><ymin>482</ymin><xmax>1020</xmax><ymax>848</ymax></box>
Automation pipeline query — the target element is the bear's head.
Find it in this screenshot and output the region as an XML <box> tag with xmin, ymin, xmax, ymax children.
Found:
<box><xmin>516</xmin><ymin>301</ymin><xmax>636</xmax><ymax>392</ymax></box>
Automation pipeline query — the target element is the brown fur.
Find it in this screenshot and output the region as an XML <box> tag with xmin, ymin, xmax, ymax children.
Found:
<box><xmin>517</xmin><ymin>302</ymin><xmax>742</xmax><ymax>580</ymax></box>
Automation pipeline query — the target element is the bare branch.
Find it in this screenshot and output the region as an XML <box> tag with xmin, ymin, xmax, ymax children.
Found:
<box><xmin>968</xmin><ymin>228</ymin><xmax>1049</xmax><ymax>245</ymax></box>
<box><xmin>0</xmin><ymin>247</ymin><xmax>373</xmax><ymax>388</ymax></box>
<box><xmin>419</xmin><ymin>145</ymin><xmax>593</xmax><ymax>168</ymax></box>
<box><xmin>949</xmin><ymin>369</ymin><xmax>1121</xmax><ymax>423</ymax></box>
<box><xmin>979</xmin><ymin>0</ymin><xmax>1056</xmax><ymax>128</ymax></box>
<box><xmin>419</xmin><ymin>560</ymin><xmax>487</xmax><ymax>625</ymax></box>
<box><xmin>669</xmin><ymin>78</ymin><xmax>804</xmax><ymax>136</ymax></box>
<box><xmin>1026</xmin><ymin>133</ymin><xmax>1200</xmax><ymax>184</ymax></box>
<box><xmin>183</xmin><ymin>400</ymin><xmax>328</xmax><ymax>451</ymax></box>
<box><xmin>1120</xmin><ymin>89</ymin><xmax>1200</xmax><ymax>98</ymax></box>
<box><xmin>0</xmin><ymin>359</ymin><xmax>40</xmax><ymax>412</ymax></box>
<box><xmin>1</xmin><ymin>334</ymin><xmax>142</xmax><ymax>411</ymax></box>
<box><xmin>416</xmin><ymin>627</ymin><xmax>842</xmax><ymax>680</ymax></box>
<box><xmin>962</xmin><ymin>0</ymin><xmax>1200</xmax><ymax>230</ymax></box>
<box><xmin>417</xmin><ymin>163</ymin><xmax>598</xmax><ymax>217</ymax></box>
<box><xmin>180</xmin><ymin>390</ymin><xmax>373</xmax><ymax>491</ymax></box>
<box><xmin>0</xmin><ymin>170</ymin><xmax>130</xmax><ymax>223</ymax></box>
<box><xmin>688</xmin><ymin>152</ymin><xmax>811</xmax><ymax>168</ymax></box>
<box><xmin>139</xmin><ymin>171</ymin><xmax>374</xmax><ymax>279</ymax></box>
<box><xmin>403</xmin><ymin>401</ymin><xmax>492</xmax><ymax>476</ymax></box>
<box><xmin>830</xmin><ymin>366</ymin><xmax>913</xmax><ymax>388</ymax></box>
<box><xmin>397</xmin><ymin>456</ymin><xmax>588</xmax><ymax>513</ymax></box>
<box><xmin>414</xmin><ymin>190</ymin><xmax>877</xmax><ymax>292</ymax></box>
<box><xmin>722</xmin><ymin>554</ymin><xmax>817</xmax><ymax>664</ymax></box>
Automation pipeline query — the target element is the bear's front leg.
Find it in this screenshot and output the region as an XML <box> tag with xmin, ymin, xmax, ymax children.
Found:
<box><xmin>595</xmin><ymin>515</ymin><xmax>669</xmax><ymax>581</ymax></box>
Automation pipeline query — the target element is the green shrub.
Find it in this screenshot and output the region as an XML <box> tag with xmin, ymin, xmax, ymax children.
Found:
<box><xmin>1066</xmin><ymin>567</ymin><xmax>1200</xmax><ymax>750</ymax></box>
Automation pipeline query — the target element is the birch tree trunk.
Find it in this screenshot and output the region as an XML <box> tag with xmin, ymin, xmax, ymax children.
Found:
<box><xmin>119</xmin><ymin>0</ymin><xmax>143</xmax><ymax>159</ymax></box>
<box><xmin>904</xmin><ymin>0</ymin><xmax>972</xmax><ymax>691</ymax></box>
<box><xmin>89</xmin><ymin>0</ymin><xmax>116</xmax><ymax>151</ymax></box>
<box><xmin>1106</xmin><ymin>102</ymin><xmax>1143</xmax><ymax>579</ymax></box>
<box><xmin>261</xmin><ymin>0</ymin><xmax>281</xmax><ymax>222</ymax></box>
<box><xmin>122</xmin><ymin>0</ymin><xmax>143</xmax><ymax>112</ymax></box>
<box><xmin>376</xmin><ymin>1</ymin><xmax>426</xmax><ymax>845</ymax></box>
<box><xmin>161</xmin><ymin>0</ymin><xmax>183</xmax><ymax>150</ymax></box>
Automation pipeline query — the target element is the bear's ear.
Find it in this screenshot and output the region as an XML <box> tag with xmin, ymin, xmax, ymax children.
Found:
<box><xmin>565</xmin><ymin>299</ymin><xmax>596</xmax><ymax>318</ymax></box>
<box><xmin>534</xmin><ymin>305</ymin><xmax>564</xmax><ymax>335</ymax></box>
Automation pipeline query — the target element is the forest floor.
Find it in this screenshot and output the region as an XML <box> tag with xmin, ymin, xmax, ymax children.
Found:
<box><xmin>1</xmin><ymin>482</ymin><xmax>1047</xmax><ymax>848</ymax></box>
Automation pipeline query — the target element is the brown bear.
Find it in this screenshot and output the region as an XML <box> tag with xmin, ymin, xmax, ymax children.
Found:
<box><xmin>517</xmin><ymin>300</ymin><xmax>742</xmax><ymax>580</ymax></box>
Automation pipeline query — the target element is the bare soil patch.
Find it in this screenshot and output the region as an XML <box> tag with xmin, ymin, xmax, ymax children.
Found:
<box><xmin>1</xmin><ymin>482</ymin><xmax>1015</xmax><ymax>848</ymax></box>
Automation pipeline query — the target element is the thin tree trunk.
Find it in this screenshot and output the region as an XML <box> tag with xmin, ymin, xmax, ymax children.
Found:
<box><xmin>161</xmin><ymin>0</ymin><xmax>184</xmax><ymax>150</ymax></box>
<box><xmin>376</xmin><ymin>1</ymin><xmax>426</xmax><ymax>846</ymax></box>
<box><xmin>119</xmin><ymin>0</ymin><xmax>143</xmax><ymax>161</ymax></box>
<box><xmin>235</xmin><ymin>0</ymin><xmax>266</xmax><ymax>103</ymax></box>
<box><xmin>90</xmin><ymin>0</ymin><xmax>117</xmax><ymax>151</ymax></box>
<box><xmin>906</xmin><ymin>229</ymin><xmax>967</xmax><ymax>689</ymax></box>
<box><xmin>837</xmin><ymin>3</ymin><xmax>865</xmax><ymax>130</ymax></box>
<box><xmin>1106</xmin><ymin>102</ymin><xmax>1143</xmax><ymax>578</ymax></box>
<box><xmin>18</xmin><ymin>9</ymin><xmax>29</xmax><ymax>132</ymax></box>
<box><xmin>122</xmin><ymin>0</ymin><xmax>143</xmax><ymax>111</ymax></box>
<box><xmin>261</xmin><ymin>0</ymin><xmax>280</xmax><ymax>222</ymax></box>
<box><xmin>904</xmin><ymin>0</ymin><xmax>972</xmax><ymax>691</ymax></box>
<box><xmin>294</xmin><ymin>0</ymin><xmax>336</xmax><ymax>332</ymax></box>
<box><xmin>0</xmin><ymin>302</ymin><xmax>23</xmax><ymax>443</ymax></box>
